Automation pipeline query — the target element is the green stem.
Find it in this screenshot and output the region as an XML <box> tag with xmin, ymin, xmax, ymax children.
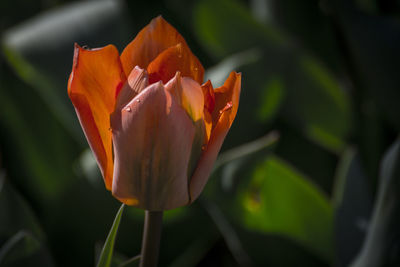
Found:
<box><xmin>139</xmin><ymin>210</ymin><xmax>163</xmax><ymax>267</ymax></box>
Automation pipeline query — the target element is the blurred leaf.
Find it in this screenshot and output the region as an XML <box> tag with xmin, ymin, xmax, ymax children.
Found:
<box><xmin>211</xmin><ymin>58</ymin><xmax>287</xmax><ymax>148</ymax></box>
<box><xmin>194</xmin><ymin>0</ymin><xmax>351</xmax><ymax>153</ymax></box>
<box><xmin>0</xmin><ymin>173</ymin><xmax>44</xmax><ymax>241</ymax></box>
<box><xmin>0</xmin><ymin>231</ymin><xmax>40</xmax><ymax>264</ymax></box>
<box><xmin>194</xmin><ymin>0</ymin><xmax>284</xmax><ymax>59</ymax></box>
<box><xmin>0</xmin><ymin>174</ymin><xmax>54</xmax><ymax>267</ymax></box>
<box><xmin>216</xmin><ymin>131</ymin><xmax>280</xmax><ymax>173</ymax></box>
<box><xmin>0</xmin><ymin>65</ymin><xmax>79</xmax><ymax>202</ymax></box>
<box><xmin>351</xmin><ymin>138</ymin><xmax>400</xmax><ymax>267</ymax></box>
<box><xmin>94</xmin><ymin>243</ymin><xmax>139</xmax><ymax>267</ymax></box>
<box><xmin>262</xmin><ymin>0</ymin><xmax>342</xmax><ymax>74</ymax></box>
<box><xmin>97</xmin><ymin>204</ymin><xmax>125</xmax><ymax>267</ymax></box>
<box><xmin>0</xmin><ymin>230</ymin><xmax>54</xmax><ymax>267</ymax></box>
<box><xmin>119</xmin><ymin>254</ymin><xmax>140</xmax><ymax>267</ymax></box>
<box><xmin>288</xmin><ymin>56</ymin><xmax>350</xmax><ymax>152</ymax></box>
<box><xmin>257</xmin><ymin>76</ymin><xmax>285</xmax><ymax>123</ymax></box>
<box><xmin>2</xmin><ymin>45</ymin><xmax>79</xmax><ymax>141</ymax></box>
<box><xmin>207</xmin><ymin>134</ymin><xmax>333</xmax><ymax>263</ymax></box>
<box><xmin>1</xmin><ymin>0</ymin><xmax>131</xmax><ymax>142</ymax></box>
<box><xmin>333</xmin><ymin>0</ymin><xmax>400</xmax><ymax>130</ymax></box>
<box><xmin>249</xmin><ymin>0</ymin><xmax>271</xmax><ymax>24</ymax></box>
<box><xmin>201</xmin><ymin>199</ymin><xmax>252</xmax><ymax>266</ymax></box>
<box><xmin>332</xmin><ymin>148</ymin><xmax>372</xmax><ymax>267</ymax></box>
<box><xmin>232</xmin><ymin>156</ymin><xmax>333</xmax><ymax>261</ymax></box>
<box><xmin>275</xmin><ymin>126</ymin><xmax>338</xmax><ymax>194</ymax></box>
<box><xmin>205</xmin><ymin>48</ymin><xmax>261</xmax><ymax>87</ymax></box>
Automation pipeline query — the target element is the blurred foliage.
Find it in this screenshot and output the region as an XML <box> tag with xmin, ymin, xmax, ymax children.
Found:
<box><xmin>0</xmin><ymin>0</ymin><xmax>399</xmax><ymax>266</ymax></box>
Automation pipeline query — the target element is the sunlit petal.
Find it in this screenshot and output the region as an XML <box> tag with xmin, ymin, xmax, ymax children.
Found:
<box><xmin>189</xmin><ymin>72</ymin><xmax>241</xmax><ymax>201</ymax></box>
<box><xmin>165</xmin><ymin>72</ymin><xmax>204</xmax><ymax>122</ymax></box>
<box><xmin>68</xmin><ymin>43</ymin><xmax>126</xmax><ymax>189</ymax></box>
<box><xmin>147</xmin><ymin>43</ymin><xmax>204</xmax><ymax>84</ymax></box>
<box><xmin>121</xmin><ymin>16</ymin><xmax>203</xmax><ymax>82</ymax></box>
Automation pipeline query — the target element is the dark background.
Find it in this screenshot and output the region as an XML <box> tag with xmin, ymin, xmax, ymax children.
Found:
<box><xmin>1</xmin><ymin>0</ymin><xmax>400</xmax><ymax>266</ymax></box>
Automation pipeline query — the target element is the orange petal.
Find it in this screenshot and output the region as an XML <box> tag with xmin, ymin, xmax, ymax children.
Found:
<box><xmin>68</xmin><ymin>43</ymin><xmax>126</xmax><ymax>190</ymax></box>
<box><xmin>189</xmin><ymin>72</ymin><xmax>241</xmax><ymax>201</ymax></box>
<box><xmin>120</xmin><ymin>16</ymin><xmax>204</xmax><ymax>81</ymax></box>
<box><xmin>211</xmin><ymin>72</ymin><xmax>241</xmax><ymax>128</ymax></box>
<box><xmin>201</xmin><ymin>80</ymin><xmax>215</xmax><ymax>142</ymax></box>
<box><xmin>203</xmin><ymin>111</ymin><xmax>213</xmax><ymax>144</ymax></box>
<box><xmin>201</xmin><ymin>80</ymin><xmax>215</xmax><ymax>114</ymax></box>
<box><xmin>165</xmin><ymin>72</ymin><xmax>205</xmax><ymax>123</ymax></box>
<box><xmin>110</xmin><ymin>82</ymin><xmax>196</xmax><ymax>210</ymax></box>
<box><xmin>147</xmin><ymin>43</ymin><xmax>204</xmax><ymax>84</ymax></box>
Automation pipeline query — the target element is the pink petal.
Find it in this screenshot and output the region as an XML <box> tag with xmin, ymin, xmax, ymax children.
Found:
<box><xmin>115</xmin><ymin>66</ymin><xmax>149</xmax><ymax>111</ymax></box>
<box><xmin>110</xmin><ymin>82</ymin><xmax>196</xmax><ymax>210</ymax></box>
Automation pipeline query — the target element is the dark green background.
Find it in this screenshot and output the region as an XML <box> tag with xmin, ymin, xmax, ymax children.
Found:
<box><xmin>0</xmin><ymin>0</ymin><xmax>400</xmax><ymax>266</ymax></box>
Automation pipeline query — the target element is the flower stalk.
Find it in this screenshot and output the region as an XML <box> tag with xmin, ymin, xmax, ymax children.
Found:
<box><xmin>139</xmin><ymin>211</ymin><xmax>163</xmax><ymax>267</ymax></box>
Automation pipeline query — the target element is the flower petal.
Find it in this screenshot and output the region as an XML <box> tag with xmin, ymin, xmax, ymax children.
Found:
<box><xmin>147</xmin><ymin>43</ymin><xmax>204</xmax><ymax>84</ymax></box>
<box><xmin>165</xmin><ymin>73</ymin><xmax>206</xmax><ymax>195</ymax></box>
<box><xmin>165</xmin><ymin>72</ymin><xmax>205</xmax><ymax>123</ymax></box>
<box><xmin>110</xmin><ymin>82</ymin><xmax>196</xmax><ymax>210</ymax></box>
<box><xmin>201</xmin><ymin>80</ymin><xmax>215</xmax><ymax>114</ymax></box>
<box><xmin>211</xmin><ymin>72</ymin><xmax>241</xmax><ymax>128</ymax></box>
<box><xmin>68</xmin><ymin>43</ymin><xmax>126</xmax><ymax>190</ymax></box>
<box><xmin>115</xmin><ymin>66</ymin><xmax>149</xmax><ymax>111</ymax></box>
<box><xmin>201</xmin><ymin>80</ymin><xmax>215</xmax><ymax>142</ymax></box>
<box><xmin>120</xmin><ymin>16</ymin><xmax>203</xmax><ymax>81</ymax></box>
<box><xmin>189</xmin><ymin>72</ymin><xmax>241</xmax><ymax>201</ymax></box>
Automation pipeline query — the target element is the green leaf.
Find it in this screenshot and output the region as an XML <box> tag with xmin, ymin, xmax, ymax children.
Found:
<box><xmin>1</xmin><ymin>0</ymin><xmax>131</xmax><ymax>142</ymax></box>
<box><xmin>194</xmin><ymin>0</ymin><xmax>284</xmax><ymax>59</ymax></box>
<box><xmin>257</xmin><ymin>76</ymin><xmax>285</xmax><ymax>123</ymax></box>
<box><xmin>193</xmin><ymin>0</ymin><xmax>351</xmax><ymax>153</ymax></box>
<box><xmin>289</xmin><ymin>56</ymin><xmax>350</xmax><ymax>152</ymax></box>
<box><xmin>233</xmin><ymin>156</ymin><xmax>333</xmax><ymax>261</ymax></box>
<box><xmin>351</xmin><ymin>138</ymin><xmax>400</xmax><ymax>267</ymax></box>
<box><xmin>207</xmin><ymin>135</ymin><xmax>333</xmax><ymax>264</ymax></box>
<box><xmin>97</xmin><ymin>204</ymin><xmax>125</xmax><ymax>267</ymax></box>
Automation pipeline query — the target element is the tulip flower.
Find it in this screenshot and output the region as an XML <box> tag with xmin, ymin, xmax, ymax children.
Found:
<box><xmin>68</xmin><ymin>16</ymin><xmax>241</xmax><ymax>211</ymax></box>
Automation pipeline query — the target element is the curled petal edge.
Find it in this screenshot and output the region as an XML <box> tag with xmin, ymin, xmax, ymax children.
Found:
<box><xmin>68</xmin><ymin>43</ymin><xmax>126</xmax><ymax>190</ymax></box>
<box><xmin>189</xmin><ymin>72</ymin><xmax>241</xmax><ymax>201</ymax></box>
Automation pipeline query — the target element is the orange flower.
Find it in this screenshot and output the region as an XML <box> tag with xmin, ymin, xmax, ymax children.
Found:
<box><xmin>67</xmin><ymin>16</ymin><xmax>241</xmax><ymax>210</ymax></box>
